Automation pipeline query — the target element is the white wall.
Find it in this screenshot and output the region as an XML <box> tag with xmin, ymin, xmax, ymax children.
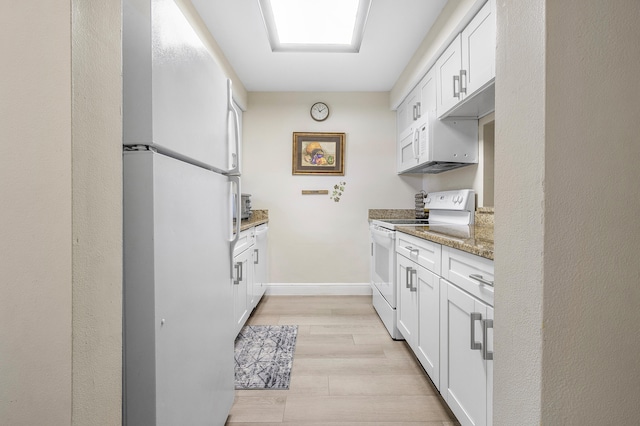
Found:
<box><xmin>495</xmin><ymin>0</ymin><xmax>640</xmax><ymax>424</ymax></box>
<box><xmin>243</xmin><ymin>92</ymin><xmax>421</xmax><ymax>284</ymax></box>
<box><xmin>71</xmin><ymin>1</ymin><xmax>123</xmax><ymax>423</ymax></box>
<box><xmin>1</xmin><ymin>1</ymin><xmax>122</xmax><ymax>424</ymax></box>
<box><xmin>1</xmin><ymin>3</ymin><xmax>73</xmax><ymax>423</ymax></box>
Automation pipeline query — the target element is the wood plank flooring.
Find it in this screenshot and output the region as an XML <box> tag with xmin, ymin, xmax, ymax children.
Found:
<box><xmin>225</xmin><ymin>295</ymin><xmax>459</xmax><ymax>426</ymax></box>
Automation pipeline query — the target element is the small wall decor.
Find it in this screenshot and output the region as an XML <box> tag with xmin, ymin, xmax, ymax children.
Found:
<box><xmin>292</xmin><ymin>132</ymin><xmax>345</xmax><ymax>176</ymax></box>
<box><xmin>329</xmin><ymin>181</ymin><xmax>347</xmax><ymax>202</ymax></box>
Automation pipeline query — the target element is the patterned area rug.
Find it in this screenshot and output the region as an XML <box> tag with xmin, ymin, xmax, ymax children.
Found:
<box><xmin>234</xmin><ymin>325</ymin><xmax>298</xmax><ymax>390</ymax></box>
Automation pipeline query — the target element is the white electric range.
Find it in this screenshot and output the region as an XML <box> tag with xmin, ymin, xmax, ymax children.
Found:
<box><xmin>369</xmin><ymin>189</ymin><xmax>475</xmax><ymax>339</ymax></box>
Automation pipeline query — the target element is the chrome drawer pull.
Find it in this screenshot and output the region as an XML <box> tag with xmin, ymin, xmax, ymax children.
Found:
<box><xmin>405</xmin><ymin>267</ymin><xmax>412</xmax><ymax>289</ymax></box>
<box><xmin>470</xmin><ymin>312</ymin><xmax>482</xmax><ymax>351</ymax></box>
<box><xmin>410</xmin><ymin>268</ymin><xmax>417</xmax><ymax>292</ymax></box>
<box><xmin>254</xmin><ymin>248</ymin><xmax>259</xmax><ymax>265</ymax></box>
<box><xmin>482</xmin><ymin>319</ymin><xmax>494</xmax><ymax>360</ymax></box>
<box><xmin>453</xmin><ymin>75</ymin><xmax>460</xmax><ymax>99</ymax></box>
<box><xmin>405</xmin><ymin>245</ymin><xmax>419</xmax><ymax>255</ymax></box>
<box><xmin>469</xmin><ymin>274</ymin><xmax>494</xmax><ymax>287</ymax></box>
<box><xmin>233</xmin><ymin>262</ymin><xmax>242</xmax><ymax>285</ymax></box>
<box><xmin>459</xmin><ymin>70</ymin><xmax>467</xmax><ymax>94</ymax></box>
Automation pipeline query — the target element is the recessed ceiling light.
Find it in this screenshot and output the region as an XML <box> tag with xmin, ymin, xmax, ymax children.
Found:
<box><xmin>258</xmin><ymin>0</ymin><xmax>371</xmax><ymax>53</ymax></box>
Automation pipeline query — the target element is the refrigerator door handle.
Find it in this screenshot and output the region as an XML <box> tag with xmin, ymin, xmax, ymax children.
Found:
<box><xmin>227</xmin><ymin>79</ymin><xmax>241</xmax><ymax>176</ymax></box>
<box><xmin>229</xmin><ymin>175</ymin><xmax>241</xmax><ymax>278</ymax></box>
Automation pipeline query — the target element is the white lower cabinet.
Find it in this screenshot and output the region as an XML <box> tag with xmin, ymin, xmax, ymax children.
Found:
<box><xmin>396</xmin><ymin>233</ymin><xmax>441</xmax><ymax>387</ymax></box>
<box><xmin>253</xmin><ymin>223</ymin><xmax>269</xmax><ymax>303</ymax></box>
<box><xmin>233</xmin><ymin>229</ymin><xmax>254</xmax><ymax>335</ymax></box>
<box><xmin>417</xmin><ymin>266</ymin><xmax>440</xmax><ymax>389</ymax></box>
<box><xmin>396</xmin><ymin>234</ymin><xmax>494</xmax><ymax>426</ymax></box>
<box><xmin>233</xmin><ymin>225</ymin><xmax>269</xmax><ymax>336</ymax></box>
<box><xmin>397</xmin><ymin>254</ymin><xmax>419</xmax><ymax>349</ymax></box>
<box><xmin>440</xmin><ymin>280</ymin><xmax>493</xmax><ymax>426</ymax></box>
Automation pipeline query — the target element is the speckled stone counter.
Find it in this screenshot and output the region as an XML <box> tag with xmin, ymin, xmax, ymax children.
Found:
<box><xmin>240</xmin><ymin>209</ymin><xmax>268</xmax><ymax>231</ymax></box>
<box><xmin>396</xmin><ymin>224</ymin><xmax>494</xmax><ymax>260</ymax></box>
<box><xmin>369</xmin><ymin>208</ymin><xmax>494</xmax><ymax>260</ymax></box>
<box><xmin>368</xmin><ymin>209</ymin><xmax>416</xmax><ymax>220</ymax></box>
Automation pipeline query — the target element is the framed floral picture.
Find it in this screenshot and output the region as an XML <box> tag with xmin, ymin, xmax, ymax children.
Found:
<box><xmin>292</xmin><ymin>132</ymin><xmax>345</xmax><ymax>176</ymax></box>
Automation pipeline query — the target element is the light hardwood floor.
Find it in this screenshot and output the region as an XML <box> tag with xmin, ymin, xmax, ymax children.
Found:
<box><xmin>225</xmin><ymin>295</ymin><xmax>459</xmax><ymax>426</ymax></box>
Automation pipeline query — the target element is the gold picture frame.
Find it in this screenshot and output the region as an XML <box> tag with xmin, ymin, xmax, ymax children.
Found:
<box><xmin>292</xmin><ymin>132</ymin><xmax>345</xmax><ymax>176</ymax></box>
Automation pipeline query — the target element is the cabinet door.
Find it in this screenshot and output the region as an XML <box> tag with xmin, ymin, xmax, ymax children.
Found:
<box><xmin>461</xmin><ymin>0</ymin><xmax>495</xmax><ymax>97</ymax></box>
<box><xmin>233</xmin><ymin>248</ymin><xmax>251</xmax><ymax>335</ymax></box>
<box><xmin>254</xmin><ymin>226</ymin><xmax>268</xmax><ymax>303</ymax></box>
<box><xmin>436</xmin><ymin>34</ymin><xmax>463</xmax><ymax>118</ymax></box>
<box><xmin>397</xmin><ymin>254</ymin><xmax>419</xmax><ymax>349</ymax></box>
<box><xmin>440</xmin><ymin>280</ymin><xmax>488</xmax><ymax>426</ymax></box>
<box><xmin>417</xmin><ymin>266</ymin><xmax>440</xmax><ymax>389</ymax></box>
<box><xmin>415</xmin><ymin>69</ymin><xmax>436</xmax><ymax>165</ymax></box>
<box><xmin>396</xmin><ymin>96</ymin><xmax>413</xmax><ymax>137</ymax></box>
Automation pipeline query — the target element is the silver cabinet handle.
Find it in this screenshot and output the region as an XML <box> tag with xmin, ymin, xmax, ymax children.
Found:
<box><xmin>469</xmin><ymin>274</ymin><xmax>494</xmax><ymax>287</ymax></box>
<box><xmin>412</xmin><ymin>104</ymin><xmax>417</xmax><ymax>121</ymax></box>
<box><xmin>453</xmin><ymin>75</ymin><xmax>460</xmax><ymax>99</ymax></box>
<box><xmin>405</xmin><ymin>266</ymin><xmax>412</xmax><ymax>289</ymax></box>
<box><xmin>416</xmin><ymin>102</ymin><xmax>421</xmax><ymax>119</ymax></box>
<box><xmin>482</xmin><ymin>319</ymin><xmax>494</xmax><ymax>360</ymax></box>
<box><xmin>233</xmin><ymin>261</ymin><xmax>242</xmax><ymax>285</ymax></box>
<box><xmin>405</xmin><ymin>246</ymin><xmax>419</xmax><ymax>255</ymax></box>
<box><xmin>470</xmin><ymin>312</ymin><xmax>482</xmax><ymax>351</ymax></box>
<box><xmin>254</xmin><ymin>248</ymin><xmax>259</xmax><ymax>265</ymax></box>
<box><xmin>371</xmin><ymin>242</ymin><xmax>373</xmax><ymax>257</ymax></box>
<box><xmin>459</xmin><ymin>69</ymin><xmax>467</xmax><ymax>94</ymax></box>
<box><xmin>410</xmin><ymin>268</ymin><xmax>417</xmax><ymax>292</ymax></box>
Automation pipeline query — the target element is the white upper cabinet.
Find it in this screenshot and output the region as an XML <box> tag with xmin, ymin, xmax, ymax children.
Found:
<box><xmin>435</xmin><ymin>35</ymin><xmax>464</xmax><ymax>118</ymax></box>
<box><xmin>461</xmin><ymin>0</ymin><xmax>496</xmax><ymax>98</ymax></box>
<box><xmin>396</xmin><ymin>86</ymin><xmax>421</xmax><ymax>173</ymax></box>
<box><xmin>397</xmin><ymin>67</ymin><xmax>479</xmax><ymax>174</ymax></box>
<box><xmin>436</xmin><ymin>0</ymin><xmax>496</xmax><ymax>119</ymax></box>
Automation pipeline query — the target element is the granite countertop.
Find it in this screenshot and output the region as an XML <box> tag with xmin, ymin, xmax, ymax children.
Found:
<box><xmin>369</xmin><ymin>208</ymin><xmax>494</xmax><ymax>260</ymax></box>
<box><xmin>396</xmin><ymin>224</ymin><xmax>494</xmax><ymax>260</ymax></box>
<box><xmin>239</xmin><ymin>209</ymin><xmax>269</xmax><ymax>232</ymax></box>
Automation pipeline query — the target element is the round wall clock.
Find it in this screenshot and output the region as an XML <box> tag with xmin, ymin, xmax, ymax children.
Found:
<box><xmin>310</xmin><ymin>102</ymin><xmax>329</xmax><ymax>121</ymax></box>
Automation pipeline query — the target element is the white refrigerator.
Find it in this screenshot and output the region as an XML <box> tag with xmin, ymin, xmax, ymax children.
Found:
<box><xmin>122</xmin><ymin>0</ymin><xmax>240</xmax><ymax>424</ymax></box>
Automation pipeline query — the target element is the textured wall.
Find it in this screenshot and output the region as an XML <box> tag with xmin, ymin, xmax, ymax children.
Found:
<box><xmin>542</xmin><ymin>1</ymin><xmax>640</xmax><ymax>423</ymax></box>
<box><xmin>0</xmin><ymin>2</ymin><xmax>123</xmax><ymax>424</ymax></box>
<box><xmin>495</xmin><ymin>0</ymin><xmax>640</xmax><ymax>424</ymax></box>
<box><xmin>71</xmin><ymin>1</ymin><xmax>123</xmax><ymax>424</ymax></box>
<box><xmin>0</xmin><ymin>2</ymin><xmax>73</xmax><ymax>424</ymax></box>
<box><xmin>243</xmin><ymin>92</ymin><xmax>421</xmax><ymax>284</ymax></box>
<box><xmin>494</xmin><ymin>0</ymin><xmax>546</xmax><ymax>423</ymax></box>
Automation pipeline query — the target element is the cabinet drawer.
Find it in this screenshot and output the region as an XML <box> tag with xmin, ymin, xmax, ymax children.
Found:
<box><xmin>396</xmin><ymin>233</ymin><xmax>441</xmax><ymax>275</ymax></box>
<box><xmin>233</xmin><ymin>227</ymin><xmax>255</xmax><ymax>256</ymax></box>
<box><xmin>441</xmin><ymin>245</ymin><xmax>494</xmax><ymax>306</ymax></box>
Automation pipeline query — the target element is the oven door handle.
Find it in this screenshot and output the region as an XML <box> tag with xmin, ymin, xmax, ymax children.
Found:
<box><xmin>370</xmin><ymin>226</ymin><xmax>395</xmax><ymax>241</ymax></box>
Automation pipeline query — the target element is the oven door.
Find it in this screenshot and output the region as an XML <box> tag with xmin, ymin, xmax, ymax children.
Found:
<box><xmin>370</xmin><ymin>224</ymin><xmax>396</xmax><ymax>308</ymax></box>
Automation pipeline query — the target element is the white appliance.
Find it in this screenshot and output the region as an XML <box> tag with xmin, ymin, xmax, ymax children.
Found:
<box><xmin>370</xmin><ymin>189</ymin><xmax>475</xmax><ymax>339</ymax></box>
<box><xmin>122</xmin><ymin>0</ymin><xmax>240</xmax><ymax>424</ymax></box>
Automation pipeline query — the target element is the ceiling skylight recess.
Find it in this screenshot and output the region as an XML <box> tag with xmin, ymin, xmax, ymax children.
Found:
<box><xmin>258</xmin><ymin>0</ymin><xmax>372</xmax><ymax>53</ymax></box>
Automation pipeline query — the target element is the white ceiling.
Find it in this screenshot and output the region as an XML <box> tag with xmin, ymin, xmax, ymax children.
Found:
<box><xmin>190</xmin><ymin>0</ymin><xmax>448</xmax><ymax>92</ymax></box>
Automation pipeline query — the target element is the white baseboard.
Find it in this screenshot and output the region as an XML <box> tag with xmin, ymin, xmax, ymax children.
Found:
<box><xmin>265</xmin><ymin>283</ymin><xmax>372</xmax><ymax>296</ymax></box>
